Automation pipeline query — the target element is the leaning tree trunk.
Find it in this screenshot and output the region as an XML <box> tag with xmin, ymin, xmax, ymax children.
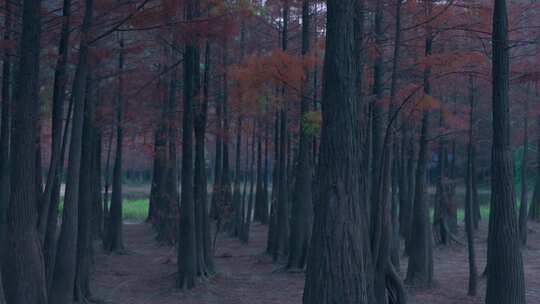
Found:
<box><xmin>49</xmin><ymin>0</ymin><xmax>94</xmax><ymax>301</ymax></box>
<box><xmin>303</xmin><ymin>1</ymin><xmax>376</xmax><ymax>303</ymax></box>
<box><xmin>1</xmin><ymin>0</ymin><xmax>48</xmax><ymax>302</ymax></box>
<box><xmin>105</xmin><ymin>36</ymin><xmax>125</xmax><ymax>253</ymax></box>
<box><xmin>485</xmin><ymin>0</ymin><xmax>526</xmax><ymax>303</ymax></box>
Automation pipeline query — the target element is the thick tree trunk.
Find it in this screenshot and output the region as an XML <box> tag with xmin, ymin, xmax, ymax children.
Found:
<box><xmin>1</xmin><ymin>0</ymin><xmax>47</xmax><ymax>303</ymax></box>
<box><xmin>303</xmin><ymin>1</ymin><xmax>375</xmax><ymax>303</ymax></box>
<box><xmin>485</xmin><ymin>0</ymin><xmax>526</xmax><ymax>302</ymax></box>
<box><xmin>177</xmin><ymin>0</ymin><xmax>198</xmax><ymax>289</ymax></box>
<box><xmin>105</xmin><ymin>37</ymin><xmax>125</xmax><ymax>253</ymax></box>
<box><xmin>49</xmin><ymin>0</ymin><xmax>94</xmax><ymax>301</ymax></box>
<box><xmin>288</xmin><ymin>0</ymin><xmax>313</xmax><ymax>270</ymax></box>
<box><xmin>0</xmin><ymin>0</ymin><xmax>12</xmax><ymax>262</ymax></box>
<box><xmin>194</xmin><ymin>40</ymin><xmax>214</xmax><ymax>275</ymax></box>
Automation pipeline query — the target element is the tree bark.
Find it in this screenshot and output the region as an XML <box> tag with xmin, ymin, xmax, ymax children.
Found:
<box><xmin>405</xmin><ymin>0</ymin><xmax>434</xmax><ymax>287</ymax></box>
<box><xmin>485</xmin><ymin>0</ymin><xmax>526</xmax><ymax>302</ymax></box>
<box><xmin>75</xmin><ymin>79</ymin><xmax>95</xmax><ymax>301</ymax></box>
<box><xmin>0</xmin><ymin>0</ymin><xmax>12</xmax><ymax>262</ymax></box>
<box><xmin>49</xmin><ymin>0</ymin><xmax>94</xmax><ymax>301</ymax></box>
<box><xmin>177</xmin><ymin>0</ymin><xmax>198</xmax><ymax>289</ymax></box>
<box><xmin>465</xmin><ymin>75</ymin><xmax>477</xmax><ymax>296</ymax></box>
<box><xmin>2</xmin><ymin>0</ymin><xmax>48</xmax><ymax>302</ymax></box>
<box><xmin>518</xmin><ymin>91</ymin><xmax>529</xmax><ymax>246</ymax></box>
<box><xmin>105</xmin><ymin>35</ymin><xmax>125</xmax><ymax>253</ymax></box>
<box><xmin>303</xmin><ymin>1</ymin><xmax>375</xmax><ymax>303</ymax></box>
<box><xmin>288</xmin><ymin>0</ymin><xmax>313</xmax><ymax>270</ymax></box>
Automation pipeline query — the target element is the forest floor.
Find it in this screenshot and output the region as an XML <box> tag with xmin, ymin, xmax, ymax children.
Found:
<box><xmin>91</xmin><ymin>221</ymin><xmax>540</xmax><ymax>304</ymax></box>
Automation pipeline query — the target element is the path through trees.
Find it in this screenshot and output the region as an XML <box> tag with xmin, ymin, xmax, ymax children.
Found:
<box><xmin>91</xmin><ymin>221</ymin><xmax>540</xmax><ymax>304</ymax></box>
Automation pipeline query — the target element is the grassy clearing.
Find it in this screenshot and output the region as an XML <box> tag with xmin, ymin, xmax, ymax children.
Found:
<box><xmin>123</xmin><ymin>199</ymin><xmax>149</xmax><ymax>221</ymax></box>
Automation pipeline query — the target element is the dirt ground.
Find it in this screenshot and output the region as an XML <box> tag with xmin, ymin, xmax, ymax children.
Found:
<box><xmin>91</xmin><ymin>221</ymin><xmax>540</xmax><ymax>304</ymax></box>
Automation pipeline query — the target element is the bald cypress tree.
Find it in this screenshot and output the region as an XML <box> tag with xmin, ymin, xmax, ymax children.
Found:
<box><xmin>485</xmin><ymin>0</ymin><xmax>526</xmax><ymax>303</ymax></box>
<box><xmin>303</xmin><ymin>1</ymin><xmax>375</xmax><ymax>303</ymax></box>
<box><xmin>1</xmin><ymin>0</ymin><xmax>48</xmax><ymax>302</ymax></box>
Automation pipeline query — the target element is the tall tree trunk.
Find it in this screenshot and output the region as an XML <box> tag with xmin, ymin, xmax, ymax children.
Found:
<box><xmin>405</xmin><ymin>0</ymin><xmax>434</xmax><ymax>287</ymax></box>
<box><xmin>288</xmin><ymin>0</ymin><xmax>313</xmax><ymax>270</ymax></box>
<box><xmin>261</xmin><ymin>120</ymin><xmax>270</xmax><ymax>224</ymax></box>
<box><xmin>303</xmin><ymin>1</ymin><xmax>375</xmax><ymax>303</ymax></box>
<box><xmin>266</xmin><ymin>113</ymin><xmax>279</xmax><ymax>254</ymax></box>
<box><xmin>92</xmin><ymin>131</ymin><xmax>103</xmax><ymax>238</ymax></box>
<box><xmin>232</xmin><ymin>117</ymin><xmax>242</xmax><ymax>235</ymax></box>
<box><xmin>177</xmin><ymin>0</ymin><xmax>198</xmax><ymax>289</ymax></box>
<box><xmin>194</xmin><ymin>40</ymin><xmax>213</xmax><ymax>275</ymax></box>
<box><xmin>273</xmin><ymin>1</ymin><xmax>290</xmax><ymax>262</ymax></box>
<box><xmin>49</xmin><ymin>0</ymin><xmax>94</xmax><ymax>301</ymax></box>
<box><xmin>465</xmin><ymin>74</ymin><xmax>477</xmax><ymax>296</ymax></box>
<box><xmin>518</xmin><ymin>91</ymin><xmax>529</xmax><ymax>245</ymax></box>
<box><xmin>105</xmin><ymin>36</ymin><xmax>125</xmax><ymax>253</ymax></box>
<box><xmin>75</xmin><ymin>79</ymin><xmax>95</xmax><ymax>301</ymax></box>
<box><xmin>38</xmin><ymin>0</ymin><xmax>71</xmax><ymax>240</ymax></box>
<box><xmin>246</xmin><ymin>120</ymin><xmax>258</xmax><ymax>242</ymax></box>
<box><xmin>1</xmin><ymin>0</ymin><xmax>47</xmax><ymax>302</ymax></box>
<box><xmin>485</xmin><ymin>0</ymin><xmax>526</xmax><ymax>302</ymax></box>
<box><xmin>529</xmin><ymin>116</ymin><xmax>540</xmax><ymax>220</ymax></box>
<box><xmin>0</xmin><ymin>0</ymin><xmax>12</xmax><ymax>264</ymax></box>
<box><xmin>43</xmin><ymin>96</ymin><xmax>73</xmax><ymax>286</ymax></box>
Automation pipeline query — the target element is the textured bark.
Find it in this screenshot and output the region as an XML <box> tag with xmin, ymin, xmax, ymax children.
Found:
<box><xmin>38</xmin><ymin>0</ymin><xmax>71</xmax><ymax>241</ymax></box>
<box><xmin>518</xmin><ymin>94</ymin><xmax>529</xmax><ymax>246</ymax></box>
<box><xmin>2</xmin><ymin>0</ymin><xmax>47</xmax><ymax>302</ymax></box>
<box><xmin>177</xmin><ymin>0</ymin><xmax>198</xmax><ymax>289</ymax></box>
<box><xmin>0</xmin><ymin>0</ymin><xmax>12</xmax><ymax>262</ymax></box>
<box><xmin>485</xmin><ymin>0</ymin><xmax>526</xmax><ymax>302</ymax></box>
<box><xmin>49</xmin><ymin>0</ymin><xmax>94</xmax><ymax>301</ymax></box>
<box><xmin>288</xmin><ymin>0</ymin><xmax>313</xmax><ymax>270</ymax></box>
<box><xmin>303</xmin><ymin>1</ymin><xmax>375</xmax><ymax>303</ymax></box>
<box><xmin>105</xmin><ymin>36</ymin><xmax>125</xmax><ymax>253</ymax></box>
<box><xmin>194</xmin><ymin>40</ymin><xmax>214</xmax><ymax>275</ymax></box>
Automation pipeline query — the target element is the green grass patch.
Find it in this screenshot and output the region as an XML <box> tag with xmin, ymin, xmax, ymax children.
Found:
<box><xmin>123</xmin><ymin>199</ymin><xmax>149</xmax><ymax>220</ymax></box>
<box><xmin>59</xmin><ymin>198</ymin><xmax>149</xmax><ymax>221</ymax></box>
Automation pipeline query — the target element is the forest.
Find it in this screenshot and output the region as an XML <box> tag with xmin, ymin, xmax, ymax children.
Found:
<box><xmin>0</xmin><ymin>0</ymin><xmax>539</xmax><ymax>303</ymax></box>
